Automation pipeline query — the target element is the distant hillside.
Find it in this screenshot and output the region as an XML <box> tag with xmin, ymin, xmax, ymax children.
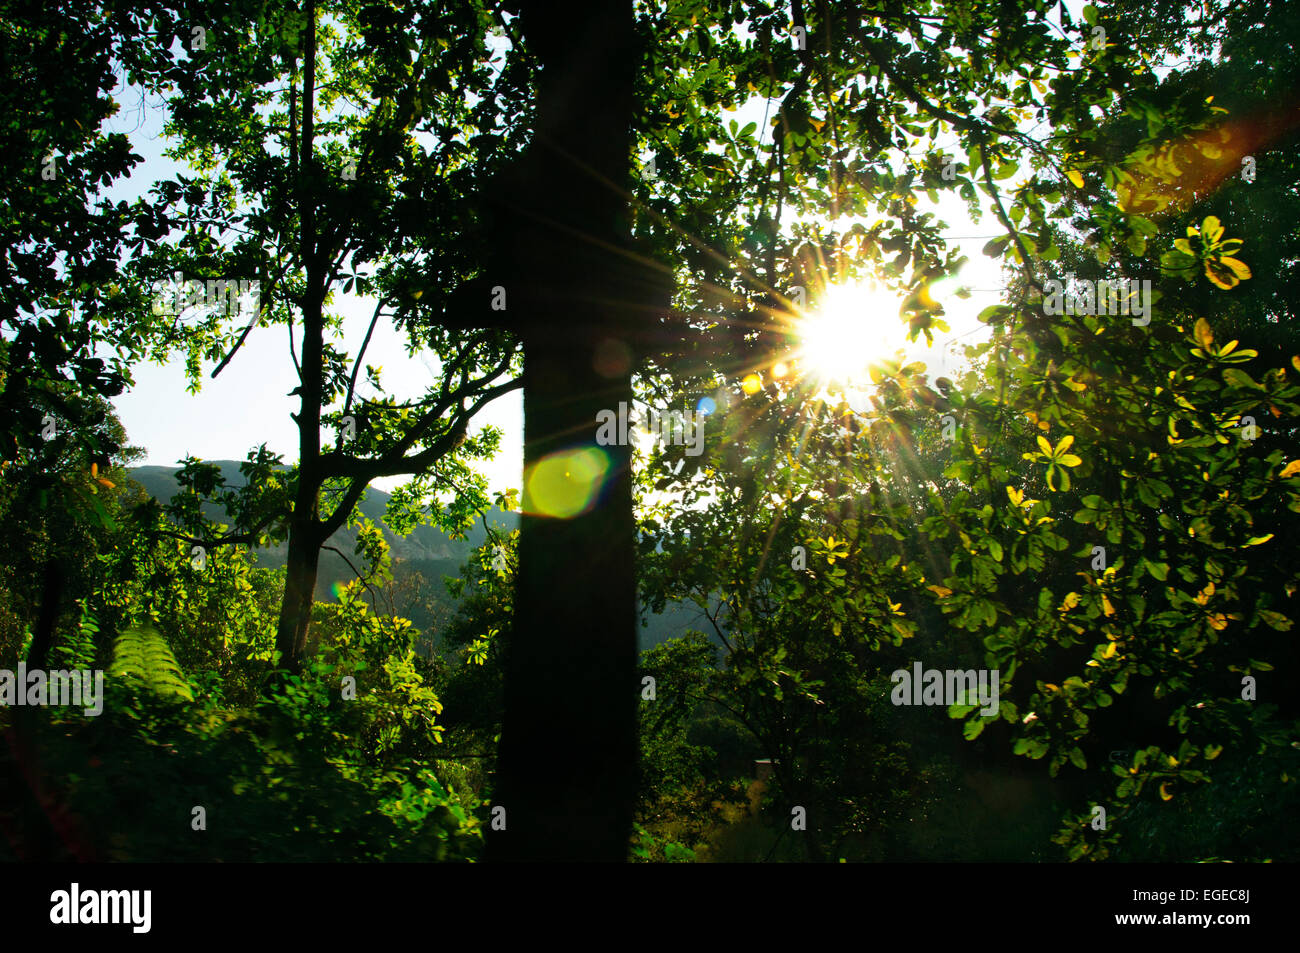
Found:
<box><xmin>127</xmin><ymin>461</ymin><xmax>720</xmax><ymax>652</ymax></box>
<box><xmin>127</xmin><ymin>461</ymin><xmax>516</xmax><ymax>602</ymax></box>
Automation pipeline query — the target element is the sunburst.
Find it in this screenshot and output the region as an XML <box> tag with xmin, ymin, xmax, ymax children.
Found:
<box><xmin>795</xmin><ymin>280</ymin><xmax>902</xmax><ymax>388</ymax></box>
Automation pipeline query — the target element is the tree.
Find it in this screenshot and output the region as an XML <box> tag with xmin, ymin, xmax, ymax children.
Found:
<box><xmin>111</xmin><ymin>0</ymin><xmax>522</xmax><ymax>672</ymax></box>
<box><xmin>0</xmin><ymin>395</ymin><xmax>142</xmax><ymax>668</ymax></box>
<box><xmin>915</xmin><ymin>82</ymin><xmax>1300</xmax><ymax>856</ymax></box>
<box><xmin>629</xmin><ymin>0</ymin><xmax>1300</xmax><ymax>862</ymax></box>
<box><xmin>638</xmin><ymin>380</ymin><xmax>941</xmax><ymax>860</ymax></box>
<box><xmin>0</xmin><ymin>0</ymin><xmax>167</xmax><ymax>473</ymax></box>
<box><xmin>471</xmin><ymin>0</ymin><xmax>654</xmax><ymax>862</ymax></box>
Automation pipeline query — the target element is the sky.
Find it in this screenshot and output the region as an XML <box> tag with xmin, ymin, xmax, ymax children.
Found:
<box><xmin>99</xmin><ymin>17</ymin><xmax>1017</xmax><ymax>496</ymax></box>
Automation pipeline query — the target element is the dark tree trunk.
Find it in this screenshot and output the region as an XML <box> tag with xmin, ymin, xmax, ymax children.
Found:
<box><xmin>274</xmin><ymin>512</ymin><xmax>321</xmax><ymax>672</ymax></box>
<box><xmin>274</xmin><ymin>290</ymin><xmax>323</xmax><ymax>675</ymax></box>
<box><xmin>272</xmin><ymin>3</ymin><xmax>324</xmax><ymax>677</ymax></box>
<box><xmin>486</xmin><ymin>0</ymin><xmax>647</xmax><ymax>861</ymax></box>
<box><xmin>24</xmin><ymin>558</ymin><xmax>63</xmax><ymax>670</ymax></box>
<box><xmin>490</xmin><ymin>338</ymin><xmax>639</xmax><ymax>860</ymax></box>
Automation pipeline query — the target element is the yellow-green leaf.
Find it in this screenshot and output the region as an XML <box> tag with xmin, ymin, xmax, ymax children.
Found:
<box><xmin>1193</xmin><ymin>317</ymin><xmax>1213</xmax><ymax>348</ymax></box>
<box><xmin>1219</xmin><ymin>256</ymin><xmax>1251</xmax><ymax>280</ymax></box>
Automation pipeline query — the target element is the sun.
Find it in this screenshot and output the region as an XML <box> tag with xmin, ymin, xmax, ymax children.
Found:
<box><xmin>796</xmin><ymin>280</ymin><xmax>901</xmax><ymax>386</ymax></box>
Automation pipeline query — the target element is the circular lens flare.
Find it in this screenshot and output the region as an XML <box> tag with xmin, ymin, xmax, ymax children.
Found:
<box><xmin>523</xmin><ymin>447</ymin><xmax>611</xmax><ymax>519</ymax></box>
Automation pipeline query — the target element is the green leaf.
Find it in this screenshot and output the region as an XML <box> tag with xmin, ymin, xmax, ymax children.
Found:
<box><xmin>982</xmin><ymin>236</ymin><xmax>1011</xmax><ymax>258</ymax></box>
<box><xmin>1193</xmin><ymin>318</ymin><xmax>1214</xmax><ymax>348</ymax></box>
<box><xmin>1222</xmin><ymin>368</ymin><xmax>1262</xmax><ymax>390</ymax></box>
<box><xmin>976</xmin><ymin>304</ymin><xmax>1015</xmax><ymax>323</ymax></box>
<box><xmin>109</xmin><ymin>625</ymin><xmax>195</xmax><ymax>702</ymax></box>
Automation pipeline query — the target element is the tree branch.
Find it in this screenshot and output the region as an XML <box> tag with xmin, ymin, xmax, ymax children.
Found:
<box><xmin>343</xmin><ymin>296</ymin><xmax>389</xmax><ymax>421</ymax></box>
<box><xmin>322</xmin><ymin>544</ymin><xmax>379</xmax><ymax>612</ymax></box>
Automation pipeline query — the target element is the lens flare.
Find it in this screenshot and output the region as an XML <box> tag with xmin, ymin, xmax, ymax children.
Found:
<box><xmin>522</xmin><ymin>446</ymin><xmax>612</xmax><ymax>519</ymax></box>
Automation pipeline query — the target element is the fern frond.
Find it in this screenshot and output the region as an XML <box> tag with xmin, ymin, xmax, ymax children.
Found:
<box><xmin>109</xmin><ymin>625</ymin><xmax>195</xmax><ymax>702</ymax></box>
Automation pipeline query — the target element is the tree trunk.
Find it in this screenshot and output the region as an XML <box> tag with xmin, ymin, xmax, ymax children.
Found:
<box><xmin>487</xmin><ymin>0</ymin><xmax>643</xmax><ymax>861</ymax></box>
<box><xmin>274</xmin><ymin>514</ymin><xmax>321</xmax><ymax>672</ymax></box>
<box><xmin>272</xmin><ymin>2</ymin><xmax>324</xmax><ymax>677</ymax></box>
<box><xmin>24</xmin><ymin>558</ymin><xmax>63</xmax><ymax>670</ymax></box>
<box><xmin>491</xmin><ymin>338</ymin><xmax>639</xmax><ymax>860</ymax></box>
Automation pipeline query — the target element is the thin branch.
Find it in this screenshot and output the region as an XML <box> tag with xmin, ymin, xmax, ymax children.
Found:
<box><xmin>288</xmin><ymin>306</ymin><xmax>300</xmax><ymax>377</ymax></box>
<box><xmin>491</xmin><ymin>0</ymin><xmax>536</xmax><ymax>71</ymax></box>
<box><xmin>977</xmin><ymin>140</ymin><xmax>1046</xmax><ymax>298</ymax></box>
<box><xmin>343</xmin><ymin>297</ymin><xmax>389</xmax><ymax>419</ymax></box>
<box><xmin>147</xmin><ymin>522</ymin><xmax>274</xmax><ymax>550</ymax></box>
<box><xmin>328</xmin><ymin>346</ymin><xmax>517</xmax><ymax>479</ymax></box>
<box><xmin>325</xmin><ymin>373</ymin><xmax>522</xmax><ymax>489</ymax></box>
<box><xmin>210</xmin><ymin>253</ymin><xmax>295</xmax><ymax>380</ymax></box>
<box><xmin>322</xmin><ymin>544</ymin><xmax>379</xmax><ymax>612</ymax></box>
<box><xmin>701</xmin><ymin>597</ymin><xmax>735</xmax><ymax>655</ymax></box>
